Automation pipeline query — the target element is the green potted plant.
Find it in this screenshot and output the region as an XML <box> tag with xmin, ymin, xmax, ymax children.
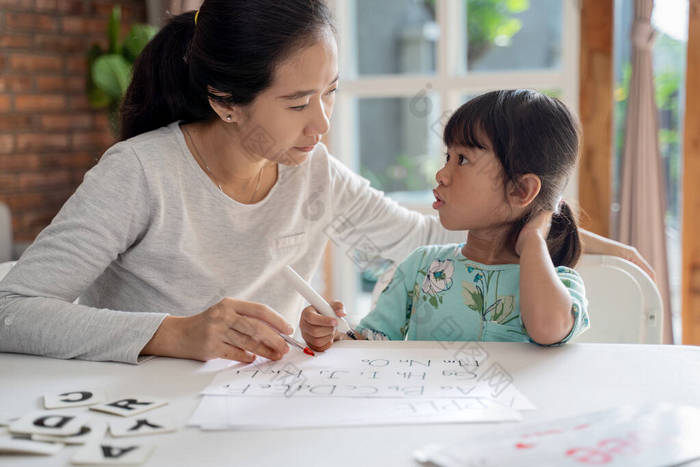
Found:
<box><xmin>87</xmin><ymin>5</ymin><xmax>158</xmax><ymax>136</ymax></box>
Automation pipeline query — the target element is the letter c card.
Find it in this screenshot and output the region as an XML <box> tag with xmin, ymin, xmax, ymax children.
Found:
<box><xmin>44</xmin><ymin>389</ymin><xmax>106</xmax><ymax>409</ymax></box>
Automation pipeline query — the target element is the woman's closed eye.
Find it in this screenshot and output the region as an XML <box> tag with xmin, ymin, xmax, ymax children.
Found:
<box><xmin>289</xmin><ymin>88</ymin><xmax>338</xmax><ymax>111</ymax></box>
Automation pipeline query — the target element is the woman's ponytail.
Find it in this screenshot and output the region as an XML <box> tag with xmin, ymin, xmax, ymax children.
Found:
<box><xmin>119</xmin><ymin>0</ymin><xmax>336</xmax><ymax>142</ymax></box>
<box><xmin>120</xmin><ymin>11</ymin><xmax>212</xmax><ymax>141</ymax></box>
<box><xmin>546</xmin><ymin>201</ymin><xmax>582</xmax><ymax>268</ymax></box>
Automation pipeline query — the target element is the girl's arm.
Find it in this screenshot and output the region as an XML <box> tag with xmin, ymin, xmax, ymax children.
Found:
<box><xmin>355</xmin><ymin>248</ymin><xmax>426</xmax><ymax>341</ymax></box>
<box><xmin>302</xmin><ymin>262</ymin><xmax>413</xmax><ymax>348</ymax></box>
<box><xmin>517</xmin><ymin>212</ymin><xmax>575</xmax><ymax>345</ymax></box>
<box><xmin>302</xmin><ymin>246</ymin><xmax>428</xmax><ymax>348</ymax></box>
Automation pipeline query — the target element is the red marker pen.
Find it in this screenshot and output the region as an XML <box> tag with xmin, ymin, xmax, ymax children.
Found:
<box><xmin>278</xmin><ymin>332</ymin><xmax>315</xmax><ymax>356</ymax></box>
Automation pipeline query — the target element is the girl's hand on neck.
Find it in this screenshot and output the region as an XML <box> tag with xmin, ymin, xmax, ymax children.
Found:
<box><xmin>515</xmin><ymin>210</ymin><xmax>553</xmax><ymax>256</ymax></box>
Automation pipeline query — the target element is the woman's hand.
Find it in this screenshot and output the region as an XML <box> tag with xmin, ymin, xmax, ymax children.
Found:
<box><xmin>515</xmin><ymin>210</ymin><xmax>553</xmax><ymax>256</ymax></box>
<box><xmin>141</xmin><ymin>298</ymin><xmax>293</xmax><ymax>363</ymax></box>
<box><xmin>607</xmin><ymin>244</ymin><xmax>655</xmax><ymax>282</ymax></box>
<box><xmin>578</xmin><ymin>229</ymin><xmax>655</xmax><ymax>282</ymax></box>
<box><xmin>299</xmin><ymin>301</ymin><xmax>346</xmax><ymax>352</ymax></box>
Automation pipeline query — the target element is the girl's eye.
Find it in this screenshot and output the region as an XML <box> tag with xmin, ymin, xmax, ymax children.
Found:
<box><xmin>444</xmin><ymin>152</ymin><xmax>468</xmax><ymax>165</ymax></box>
<box><xmin>325</xmin><ymin>87</ymin><xmax>338</xmax><ymax>96</ymax></box>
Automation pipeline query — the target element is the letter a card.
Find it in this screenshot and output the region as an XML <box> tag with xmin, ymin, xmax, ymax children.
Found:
<box><xmin>72</xmin><ymin>441</ymin><xmax>154</xmax><ymax>465</ymax></box>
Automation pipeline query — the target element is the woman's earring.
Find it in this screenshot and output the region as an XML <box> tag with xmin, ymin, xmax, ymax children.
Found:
<box><xmin>225</xmin><ymin>114</ymin><xmax>233</xmax><ymax>122</ymax></box>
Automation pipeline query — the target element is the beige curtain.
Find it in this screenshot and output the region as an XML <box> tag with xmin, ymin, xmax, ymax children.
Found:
<box><xmin>618</xmin><ymin>0</ymin><xmax>673</xmax><ymax>343</ymax></box>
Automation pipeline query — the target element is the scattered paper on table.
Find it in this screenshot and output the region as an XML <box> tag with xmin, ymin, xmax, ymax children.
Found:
<box><xmin>413</xmin><ymin>403</ymin><xmax>700</xmax><ymax>467</ymax></box>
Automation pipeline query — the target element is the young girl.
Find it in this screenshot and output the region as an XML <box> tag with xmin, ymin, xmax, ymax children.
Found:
<box><xmin>300</xmin><ymin>89</ymin><xmax>589</xmax><ymax>348</ymax></box>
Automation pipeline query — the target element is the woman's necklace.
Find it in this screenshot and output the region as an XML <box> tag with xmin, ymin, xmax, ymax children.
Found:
<box><xmin>183</xmin><ymin>125</ymin><xmax>265</xmax><ymax>204</ymax></box>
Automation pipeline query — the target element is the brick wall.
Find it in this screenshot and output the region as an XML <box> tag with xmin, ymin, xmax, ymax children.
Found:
<box><xmin>0</xmin><ymin>0</ymin><xmax>147</xmax><ymax>247</ymax></box>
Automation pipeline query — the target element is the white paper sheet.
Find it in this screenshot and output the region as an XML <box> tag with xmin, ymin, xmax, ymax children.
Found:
<box><xmin>413</xmin><ymin>404</ymin><xmax>700</xmax><ymax>467</ymax></box>
<box><xmin>189</xmin><ymin>395</ymin><xmax>522</xmax><ymax>430</ymax></box>
<box><xmin>201</xmin><ymin>346</ymin><xmax>535</xmax><ymax>410</ymax></box>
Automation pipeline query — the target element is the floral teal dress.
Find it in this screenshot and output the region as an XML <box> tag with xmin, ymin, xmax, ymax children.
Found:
<box><xmin>356</xmin><ymin>244</ymin><xmax>589</xmax><ymax>344</ymax></box>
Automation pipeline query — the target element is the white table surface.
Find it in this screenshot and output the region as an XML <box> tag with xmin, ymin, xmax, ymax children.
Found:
<box><xmin>2</xmin><ymin>341</ymin><xmax>700</xmax><ymax>467</ymax></box>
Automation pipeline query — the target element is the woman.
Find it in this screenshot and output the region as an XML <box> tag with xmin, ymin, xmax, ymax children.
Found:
<box><xmin>0</xmin><ymin>0</ymin><xmax>651</xmax><ymax>364</ymax></box>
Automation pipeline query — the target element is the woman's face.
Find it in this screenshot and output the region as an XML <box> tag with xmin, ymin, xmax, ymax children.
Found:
<box><xmin>236</xmin><ymin>30</ymin><xmax>339</xmax><ymax>166</ymax></box>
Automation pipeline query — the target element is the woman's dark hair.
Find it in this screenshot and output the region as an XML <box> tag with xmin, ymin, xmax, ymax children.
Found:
<box><xmin>120</xmin><ymin>0</ymin><xmax>335</xmax><ymax>141</ymax></box>
<box><xmin>443</xmin><ymin>89</ymin><xmax>582</xmax><ymax>267</ymax></box>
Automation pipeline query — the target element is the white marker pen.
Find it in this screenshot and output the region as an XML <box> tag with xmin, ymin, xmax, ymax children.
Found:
<box><xmin>281</xmin><ymin>265</ymin><xmax>357</xmax><ymax>340</ymax></box>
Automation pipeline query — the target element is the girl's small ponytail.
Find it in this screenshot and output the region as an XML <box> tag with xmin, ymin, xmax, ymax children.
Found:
<box><xmin>546</xmin><ymin>200</ymin><xmax>582</xmax><ymax>268</ymax></box>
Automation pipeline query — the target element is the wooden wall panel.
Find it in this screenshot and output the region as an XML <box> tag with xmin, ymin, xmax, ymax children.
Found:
<box><xmin>683</xmin><ymin>0</ymin><xmax>700</xmax><ymax>345</ymax></box>
<box><xmin>578</xmin><ymin>0</ymin><xmax>614</xmax><ymax>236</ymax></box>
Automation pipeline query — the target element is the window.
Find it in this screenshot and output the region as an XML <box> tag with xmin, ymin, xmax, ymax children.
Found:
<box><xmin>326</xmin><ymin>0</ymin><xmax>581</xmax><ymax>318</ymax></box>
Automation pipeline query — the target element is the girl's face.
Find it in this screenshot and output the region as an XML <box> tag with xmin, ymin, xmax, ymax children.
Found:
<box><xmin>234</xmin><ymin>30</ymin><xmax>338</xmax><ymax>166</ymax></box>
<box><xmin>433</xmin><ymin>141</ymin><xmax>513</xmax><ymax>231</ymax></box>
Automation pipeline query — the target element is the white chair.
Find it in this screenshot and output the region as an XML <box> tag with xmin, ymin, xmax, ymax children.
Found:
<box><xmin>370</xmin><ymin>254</ymin><xmax>663</xmax><ymax>345</ymax></box>
<box><xmin>572</xmin><ymin>254</ymin><xmax>663</xmax><ymax>344</ymax></box>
